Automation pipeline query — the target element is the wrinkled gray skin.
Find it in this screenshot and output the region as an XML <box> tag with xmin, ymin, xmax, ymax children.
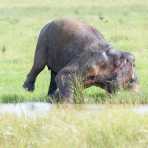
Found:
<box><xmin>23</xmin><ymin>19</ymin><xmax>138</xmax><ymax>103</ymax></box>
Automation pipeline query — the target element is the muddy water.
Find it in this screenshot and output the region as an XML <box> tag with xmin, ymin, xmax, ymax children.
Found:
<box><xmin>0</xmin><ymin>102</ymin><xmax>148</xmax><ymax>117</ymax></box>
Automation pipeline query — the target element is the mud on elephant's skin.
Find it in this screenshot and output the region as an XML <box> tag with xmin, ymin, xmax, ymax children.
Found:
<box><xmin>23</xmin><ymin>18</ymin><xmax>138</xmax><ymax>103</ymax></box>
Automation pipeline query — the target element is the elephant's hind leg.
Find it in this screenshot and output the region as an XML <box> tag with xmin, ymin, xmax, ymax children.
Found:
<box><xmin>23</xmin><ymin>36</ymin><xmax>47</xmax><ymax>91</ymax></box>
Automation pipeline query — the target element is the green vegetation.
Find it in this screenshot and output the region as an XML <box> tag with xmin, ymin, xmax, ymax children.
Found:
<box><xmin>0</xmin><ymin>106</ymin><xmax>148</xmax><ymax>148</ymax></box>
<box><xmin>0</xmin><ymin>0</ymin><xmax>148</xmax><ymax>103</ymax></box>
<box><xmin>0</xmin><ymin>1</ymin><xmax>148</xmax><ymax>146</ymax></box>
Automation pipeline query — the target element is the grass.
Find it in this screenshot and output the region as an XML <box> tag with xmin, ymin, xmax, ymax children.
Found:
<box><xmin>0</xmin><ymin>106</ymin><xmax>148</xmax><ymax>148</ymax></box>
<box><xmin>0</xmin><ymin>0</ymin><xmax>148</xmax><ymax>103</ymax></box>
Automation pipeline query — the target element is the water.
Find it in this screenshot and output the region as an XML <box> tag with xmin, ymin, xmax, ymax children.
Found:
<box><xmin>0</xmin><ymin>102</ymin><xmax>148</xmax><ymax>117</ymax></box>
<box><xmin>133</xmin><ymin>105</ymin><xmax>148</xmax><ymax>114</ymax></box>
<box><xmin>0</xmin><ymin>102</ymin><xmax>53</xmax><ymax>117</ymax></box>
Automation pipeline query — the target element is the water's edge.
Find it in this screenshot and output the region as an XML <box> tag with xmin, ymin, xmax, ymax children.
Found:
<box><xmin>0</xmin><ymin>102</ymin><xmax>148</xmax><ymax>117</ymax></box>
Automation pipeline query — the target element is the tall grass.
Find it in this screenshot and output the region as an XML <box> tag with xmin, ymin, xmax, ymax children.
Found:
<box><xmin>0</xmin><ymin>106</ymin><xmax>147</xmax><ymax>148</ymax></box>
<box><xmin>73</xmin><ymin>76</ymin><xmax>85</xmax><ymax>104</ymax></box>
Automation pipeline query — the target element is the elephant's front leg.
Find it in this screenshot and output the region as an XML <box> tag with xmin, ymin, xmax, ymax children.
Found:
<box><xmin>55</xmin><ymin>70</ymin><xmax>76</xmax><ymax>103</ymax></box>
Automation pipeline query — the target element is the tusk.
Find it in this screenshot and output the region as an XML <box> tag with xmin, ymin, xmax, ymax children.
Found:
<box><xmin>132</xmin><ymin>73</ymin><xmax>135</xmax><ymax>79</ymax></box>
<box><xmin>124</xmin><ymin>59</ymin><xmax>127</xmax><ymax>64</ymax></box>
<box><xmin>132</xmin><ymin>69</ymin><xmax>135</xmax><ymax>79</ymax></box>
<box><xmin>102</xmin><ymin>52</ymin><xmax>108</xmax><ymax>61</ymax></box>
<box><xmin>131</xmin><ymin>65</ymin><xmax>135</xmax><ymax>79</ymax></box>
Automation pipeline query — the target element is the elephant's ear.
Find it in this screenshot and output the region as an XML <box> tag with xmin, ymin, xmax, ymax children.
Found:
<box><xmin>83</xmin><ymin>51</ymin><xmax>111</xmax><ymax>86</ymax></box>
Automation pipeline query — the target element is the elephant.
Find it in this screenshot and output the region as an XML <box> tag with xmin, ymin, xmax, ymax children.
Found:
<box><xmin>23</xmin><ymin>19</ymin><xmax>138</xmax><ymax>103</ymax></box>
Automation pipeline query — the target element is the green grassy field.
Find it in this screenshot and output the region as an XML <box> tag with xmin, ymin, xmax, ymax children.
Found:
<box><xmin>0</xmin><ymin>0</ymin><xmax>148</xmax><ymax>103</ymax></box>
<box><xmin>0</xmin><ymin>1</ymin><xmax>148</xmax><ymax>147</ymax></box>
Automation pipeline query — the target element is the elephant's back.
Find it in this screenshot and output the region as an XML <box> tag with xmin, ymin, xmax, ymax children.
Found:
<box><xmin>43</xmin><ymin>19</ymin><xmax>106</xmax><ymax>72</ymax></box>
